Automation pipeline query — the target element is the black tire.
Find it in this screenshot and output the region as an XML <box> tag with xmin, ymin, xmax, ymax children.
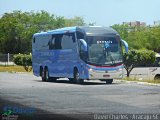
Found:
<box><xmin>69</xmin><ymin>78</ymin><xmax>74</xmax><ymax>83</ymax></box>
<box><xmin>40</xmin><ymin>68</ymin><xmax>45</xmax><ymax>82</ymax></box>
<box><xmin>154</xmin><ymin>75</ymin><xmax>160</xmax><ymax>80</ymax></box>
<box><xmin>50</xmin><ymin>77</ymin><xmax>57</xmax><ymax>82</ymax></box>
<box><xmin>74</xmin><ymin>69</ymin><xmax>84</xmax><ymax>84</ymax></box>
<box><xmin>44</xmin><ymin>68</ymin><xmax>51</xmax><ymax>82</ymax></box>
<box><xmin>106</xmin><ymin>79</ymin><xmax>113</xmax><ymax>84</ymax></box>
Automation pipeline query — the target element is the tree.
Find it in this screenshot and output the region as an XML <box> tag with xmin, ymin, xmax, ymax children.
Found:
<box><xmin>148</xmin><ymin>26</ymin><xmax>160</xmax><ymax>52</ymax></box>
<box><xmin>64</xmin><ymin>16</ymin><xmax>85</xmax><ymax>26</ymax></box>
<box><xmin>0</xmin><ymin>10</ymin><xmax>58</xmax><ymax>54</ymax></box>
<box><xmin>111</xmin><ymin>24</ymin><xmax>129</xmax><ymax>40</ymax></box>
<box><xmin>0</xmin><ymin>11</ymin><xmax>87</xmax><ymax>54</ymax></box>
<box><xmin>123</xmin><ymin>49</ymin><xmax>156</xmax><ymax>77</ymax></box>
<box><xmin>112</xmin><ymin>24</ymin><xmax>160</xmax><ymax>52</ymax></box>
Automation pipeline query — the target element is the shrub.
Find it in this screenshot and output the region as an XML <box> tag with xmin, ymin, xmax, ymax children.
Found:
<box><xmin>123</xmin><ymin>49</ymin><xmax>156</xmax><ymax>77</ymax></box>
<box><xmin>13</xmin><ymin>54</ymin><xmax>32</xmax><ymax>72</ymax></box>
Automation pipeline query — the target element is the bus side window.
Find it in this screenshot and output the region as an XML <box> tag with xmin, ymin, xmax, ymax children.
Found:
<box><xmin>61</xmin><ymin>33</ymin><xmax>76</xmax><ymax>51</ymax></box>
<box><xmin>71</xmin><ymin>33</ymin><xmax>76</xmax><ymax>43</ymax></box>
<box><xmin>48</xmin><ymin>35</ymin><xmax>56</xmax><ymax>50</ymax></box>
<box><xmin>55</xmin><ymin>34</ymin><xmax>62</xmax><ymax>49</ymax></box>
<box><xmin>76</xmin><ymin>31</ymin><xmax>84</xmax><ymax>39</ymax></box>
<box><xmin>48</xmin><ymin>34</ymin><xmax>62</xmax><ymax>50</ymax></box>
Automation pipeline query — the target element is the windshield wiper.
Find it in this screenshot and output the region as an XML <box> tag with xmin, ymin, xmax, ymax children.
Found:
<box><xmin>110</xmin><ymin>54</ymin><xmax>115</xmax><ymax>64</ymax></box>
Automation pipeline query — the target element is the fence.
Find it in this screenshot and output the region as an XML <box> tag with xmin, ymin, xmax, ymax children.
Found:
<box><xmin>0</xmin><ymin>53</ymin><xmax>15</xmax><ymax>65</ymax></box>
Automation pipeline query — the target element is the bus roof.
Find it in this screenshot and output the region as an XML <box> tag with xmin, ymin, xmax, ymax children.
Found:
<box><xmin>33</xmin><ymin>26</ymin><xmax>118</xmax><ymax>37</ymax></box>
<box><xmin>80</xmin><ymin>26</ymin><xmax>118</xmax><ymax>36</ymax></box>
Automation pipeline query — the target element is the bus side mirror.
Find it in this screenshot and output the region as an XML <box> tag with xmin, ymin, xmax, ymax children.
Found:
<box><xmin>121</xmin><ymin>39</ymin><xmax>128</xmax><ymax>53</ymax></box>
<box><xmin>79</xmin><ymin>39</ymin><xmax>87</xmax><ymax>52</ymax></box>
<box><xmin>79</xmin><ymin>39</ymin><xmax>88</xmax><ymax>61</ymax></box>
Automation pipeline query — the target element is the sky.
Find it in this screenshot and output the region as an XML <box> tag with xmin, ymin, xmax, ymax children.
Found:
<box><xmin>0</xmin><ymin>0</ymin><xmax>160</xmax><ymax>26</ymax></box>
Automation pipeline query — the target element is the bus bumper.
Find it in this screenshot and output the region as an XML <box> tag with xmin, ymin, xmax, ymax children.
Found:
<box><xmin>88</xmin><ymin>68</ymin><xmax>123</xmax><ymax>80</ymax></box>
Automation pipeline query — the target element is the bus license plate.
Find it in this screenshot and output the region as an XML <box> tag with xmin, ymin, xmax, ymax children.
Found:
<box><xmin>103</xmin><ymin>75</ymin><xmax>110</xmax><ymax>77</ymax></box>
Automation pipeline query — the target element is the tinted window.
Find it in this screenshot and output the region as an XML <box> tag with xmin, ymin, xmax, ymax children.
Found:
<box><xmin>36</xmin><ymin>35</ymin><xmax>51</xmax><ymax>50</ymax></box>
<box><xmin>48</xmin><ymin>34</ymin><xmax>62</xmax><ymax>50</ymax></box>
<box><xmin>61</xmin><ymin>33</ymin><xmax>77</xmax><ymax>51</ymax></box>
<box><xmin>76</xmin><ymin>31</ymin><xmax>84</xmax><ymax>39</ymax></box>
<box><xmin>55</xmin><ymin>34</ymin><xmax>62</xmax><ymax>49</ymax></box>
<box><xmin>48</xmin><ymin>35</ymin><xmax>55</xmax><ymax>50</ymax></box>
<box><xmin>48</xmin><ymin>33</ymin><xmax>76</xmax><ymax>50</ymax></box>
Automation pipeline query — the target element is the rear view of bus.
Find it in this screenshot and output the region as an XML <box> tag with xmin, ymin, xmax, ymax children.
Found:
<box><xmin>32</xmin><ymin>26</ymin><xmax>128</xmax><ymax>84</ymax></box>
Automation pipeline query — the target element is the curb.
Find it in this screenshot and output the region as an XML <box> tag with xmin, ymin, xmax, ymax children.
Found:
<box><xmin>0</xmin><ymin>71</ymin><xmax>32</xmax><ymax>74</ymax></box>
<box><xmin>116</xmin><ymin>79</ymin><xmax>160</xmax><ymax>87</ymax></box>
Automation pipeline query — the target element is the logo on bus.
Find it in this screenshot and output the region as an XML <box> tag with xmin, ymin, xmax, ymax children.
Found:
<box><xmin>97</xmin><ymin>40</ymin><xmax>113</xmax><ymax>44</ymax></box>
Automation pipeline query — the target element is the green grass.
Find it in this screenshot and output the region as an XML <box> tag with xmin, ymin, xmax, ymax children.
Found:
<box><xmin>0</xmin><ymin>65</ymin><xmax>32</xmax><ymax>72</ymax></box>
<box><xmin>123</xmin><ymin>77</ymin><xmax>160</xmax><ymax>84</ymax></box>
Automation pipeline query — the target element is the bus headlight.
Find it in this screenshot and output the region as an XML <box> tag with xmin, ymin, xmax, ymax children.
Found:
<box><xmin>117</xmin><ymin>68</ymin><xmax>122</xmax><ymax>71</ymax></box>
<box><xmin>89</xmin><ymin>68</ymin><xmax>93</xmax><ymax>71</ymax></box>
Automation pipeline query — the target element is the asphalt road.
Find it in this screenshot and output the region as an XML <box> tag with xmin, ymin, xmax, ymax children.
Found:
<box><xmin>0</xmin><ymin>72</ymin><xmax>160</xmax><ymax>120</ymax></box>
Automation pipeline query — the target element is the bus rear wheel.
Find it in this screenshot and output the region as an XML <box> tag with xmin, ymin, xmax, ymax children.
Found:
<box><xmin>74</xmin><ymin>69</ymin><xmax>84</xmax><ymax>84</ymax></box>
<box><xmin>44</xmin><ymin>68</ymin><xmax>51</xmax><ymax>82</ymax></box>
<box><xmin>40</xmin><ymin>68</ymin><xmax>45</xmax><ymax>82</ymax></box>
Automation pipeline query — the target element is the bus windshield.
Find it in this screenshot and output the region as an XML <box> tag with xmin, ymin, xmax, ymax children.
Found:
<box><xmin>86</xmin><ymin>36</ymin><xmax>122</xmax><ymax>66</ymax></box>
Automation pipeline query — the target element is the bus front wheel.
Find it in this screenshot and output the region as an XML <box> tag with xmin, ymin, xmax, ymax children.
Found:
<box><xmin>74</xmin><ymin>69</ymin><xmax>84</xmax><ymax>84</ymax></box>
<box><xmin>69</xmin><ymin>78</ymin><xmax>74</xmax><ymax>83</ymax></box>
<box><xmin>105</xmin><ymin>79</ymin><xmax>113</xmax><ymax>84</ymax></box>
